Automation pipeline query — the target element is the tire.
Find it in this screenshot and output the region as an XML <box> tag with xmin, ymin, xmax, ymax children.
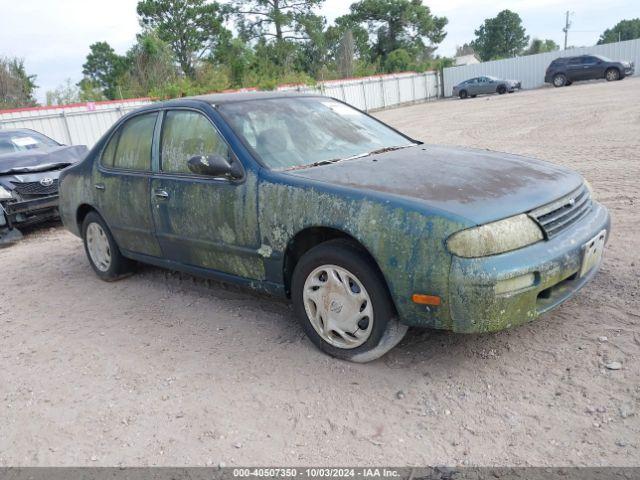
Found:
<box><xmin>291</xmin><ymin>239</ymin><xmax>408</xmax><ymax>363</ymax></box>
<box><xmin>565</xmin><ymin>81</ymin><xmax>573</xmax><ymax>86</ymax></box>
<box><xmin>459</xmin><ymin>90</ymin><xmax>468</xmax><ymax>99</ymax></box>
<box><xmin>82</xmin><ymin>211</ymin><xmax>135</xmax><ymax>281</ymax></box>
<box><xmin>605</xmin><ymin>68</ymin><xmax>620</xmax><ymax>81</ymax></box>
<box><xmin>553</xmin><ymin>74</ymin><xmax>566</xmax><ymax>87</ymax></box>
<box><xmin>497</xmin><ymin>84</ymin><xmax>507</xmax><ymax>94</ymax></box>
<box><xmin>470</xmin><ymin>94</ymin><xmax>477</xmax><ymax>98</ymax></box>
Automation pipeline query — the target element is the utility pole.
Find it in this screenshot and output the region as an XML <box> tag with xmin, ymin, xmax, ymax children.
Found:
<box><xmin>563</xmin><ymin>11</ymin><xmax>573</xmax><ymax>50</ymax></box>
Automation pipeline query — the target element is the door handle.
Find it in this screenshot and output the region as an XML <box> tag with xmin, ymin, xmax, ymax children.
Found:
<box><xmin>94</xmin><ymin>183</ymin><xmax>105</xmax><ymax>191</ymax></box>
<box><xmin>154</xmin><ymin>189</ymin><xmax>170</xmax><ymax>199</ymax></box>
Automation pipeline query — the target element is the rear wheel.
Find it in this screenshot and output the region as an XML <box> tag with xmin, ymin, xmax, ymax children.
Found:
<box><xmin>459</xmin><ymin>90</ymin><xmax>468</xmax><ymax>99</ymax></box>
<box><xmin>605</xmin><ymin>68</ymin><xmax>620</xmax><ymax>81</ymax></box>
<box><xmin>82</xmin><ymin>211</ymin><xmax>135</xmax><ymax>281</ymax></box>
<box><xmin>291</xmin><ymin>240</ymin><xmax>408</xmax><ymax>362</ymax></box>
<box><xmin>553</xmin><ymin>74</ymin><xmax>566</xmax><ymax>87</ymax></box>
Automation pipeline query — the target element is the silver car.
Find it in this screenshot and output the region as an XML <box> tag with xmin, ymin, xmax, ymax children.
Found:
<box><xmin>452</xmin><ymin>76</ymin><xmax>522</xmax><ymax>99</ymax></box>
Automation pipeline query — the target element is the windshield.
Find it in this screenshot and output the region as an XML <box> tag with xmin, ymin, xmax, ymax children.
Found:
<box><xmin>218</xmin><ymin>97</ymin><xmax>415</xmax><ymax>170</ymax></box>
<box><xmin>0</xmin><ymin>130</ymin><xmax>59</xmax><ymax>155</ymax></box>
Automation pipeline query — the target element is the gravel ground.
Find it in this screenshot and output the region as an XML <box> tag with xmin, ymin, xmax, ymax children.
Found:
<box><xmin>1</xmin><ymin>78</ymin><xmax>638</xmax><ymax>467</ymax></box>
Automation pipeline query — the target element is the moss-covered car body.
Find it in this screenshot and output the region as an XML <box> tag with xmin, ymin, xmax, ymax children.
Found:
<box><xmin>59</xmin><ymin>92</ymin><xmax>610</xmax><ymax>333</ymax></box>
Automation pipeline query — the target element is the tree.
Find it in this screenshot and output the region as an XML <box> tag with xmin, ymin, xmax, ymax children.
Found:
<box><xmin>336</xmin><ymin>30</ymin><xmax>356</xmax><ymax>77</ymax></box>
<box><xmin>347</xmin><ymin>0</ymin><xmax>447</xmax><ymax>62</ymax></box>
<box><xmin>46</xmin><ymin>79</ymin><xmax>80</xmax><ymax>106</ymax></box>
<box><xmin>523</xmin><ymin>38</ymin><xmax>558</xmax><ymax>55</ymax></box>
<box><xmin>233</xmin><ymin>0</ymin><xmax>324</xmax><ymax>43</ymax></box>
<box><xmin>121</xmin><ymin>31</ymin><xmax>178</xmax><ymax>97</ymax></box>
<box><xmin>471</xmin><ymin>9</ymin><xmax>529</xmax><ymax>61</ymax></box>
<box><xmin>598</xmin><ymin>18</ymin><xmax>640</xmax><ymax>44</ymax></box>
<box><xmin>82</xmin><ymin>42</ymin><xmax>129</xmax><ymax>99</ymax></box>
<box><xmin>0</xmin><ymin>57</ymin><xmax>37</xmax><ymax>109</ymax></box>
<box><xmin>137</xmin><ymin>0</ymin><xmax>230</xmax><ymax>78</ymax></box>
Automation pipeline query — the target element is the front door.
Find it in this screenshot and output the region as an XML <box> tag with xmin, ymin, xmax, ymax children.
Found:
<box><xmin>95</xmin><ymin>111</ymin><xmax>162</xmax><ymax>257</ymax></box>
<box><xmin>566</xmin><ymin>57</ymin><xmax>586</xmax><ymax>81</ymax></box>
<box><xmin>150</xmin><ymin>109</ymin><xmax>263</xmax><ymax>280</ymax></box>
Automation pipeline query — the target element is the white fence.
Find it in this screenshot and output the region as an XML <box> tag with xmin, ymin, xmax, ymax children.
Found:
<box><xmin>0</xmin><ymin>71</ymin><xmax>440</xmax><ymax>148</ymax></box>
<box><xmin>443</xmin><ymin>38</ymin><xmax>640</xmax><ymax>96</ymax></box>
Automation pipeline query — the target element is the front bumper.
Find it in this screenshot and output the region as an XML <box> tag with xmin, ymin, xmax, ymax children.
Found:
<box><xmin>0</xmin><ymin>195</ymin><xmax>60</xmax><ymax>229</ymax></box>
<box><xmin>448</xmin><ymin>201</ymin><xmax>610</xmax><ymax>333</ymax></box>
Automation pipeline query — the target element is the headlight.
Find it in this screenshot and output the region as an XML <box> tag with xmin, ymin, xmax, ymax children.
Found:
<box><xmin>447</xmin><ymin>214</ymin><xmax>544</xmax><ymax>258</ymax></box>
<box><xmin>0</xmin><ymin>186</ymin><xmax>12</xmax><ymax>200</ymax></box>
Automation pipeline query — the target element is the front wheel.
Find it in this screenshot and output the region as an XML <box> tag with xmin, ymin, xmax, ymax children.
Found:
<box><xmin>605</xmin><ymin>68</ymin><xmax>620</xmax><ymax>81</ymax></box>
<box><xmin>497</xmin><ymin>84</ymin><xmax>507</xmax><ymax>94</ymax></box>
<box><xmin>291</xmin><ymin>240</ymin><xmax>408</xmax><ymax>362</ymax></box>
<box><xmin>82</xmin><ymin>211</ymin><xmax>135</xmax><ymax>281</ymax></box>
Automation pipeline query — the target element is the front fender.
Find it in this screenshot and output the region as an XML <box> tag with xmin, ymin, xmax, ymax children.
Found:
<box><xmin>258</xmin><ymin>173</ymin><xmax>469</xmax><ymax>328</ymax></box>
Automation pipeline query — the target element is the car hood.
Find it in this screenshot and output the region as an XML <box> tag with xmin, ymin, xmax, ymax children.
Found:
<box><xmin>0</xmin><ymin>145</ymin><xmax>87</xmax><ymax>175</ymax></box>
<box><xmin>286</xmin><ymin>145</ymin><xmax>583</xmax><ymax>225</ymax></box>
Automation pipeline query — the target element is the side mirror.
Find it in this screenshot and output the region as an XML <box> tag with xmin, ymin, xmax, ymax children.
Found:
<box><xmin>187</xmin><ymin>153</ymin><xmax>243</xmax><ymax>179</ymax></box>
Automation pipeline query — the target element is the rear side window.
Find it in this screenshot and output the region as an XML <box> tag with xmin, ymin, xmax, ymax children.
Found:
<box><xmin>101</xmin><ymin>130</ymin><xmax>119</xmax><ymax>168</ymax></box>
<box><xmin>160</xmin><ymin>110</ymin><xmax>229</xmax><ymax>174</ymax></box>
<box><xmin>104</xmin><ymin>113</ymin><xmax>157</xmax><ymax>171</ymax></box>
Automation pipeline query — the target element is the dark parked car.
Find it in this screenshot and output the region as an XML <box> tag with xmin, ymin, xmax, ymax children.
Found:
<box><xmin>0</xmin><ymin>128</ymin><xmax>87</xmax><ymax>243</ymax></box>
<box><xmin>60</xmin><ymin>92</ymin><xmax>610</xmax><ymax>362</ymax></box>
<box><xmin>545</xmin><ymin>54</ymin><xmax>635</xmax><ymax>87</ymax></box>
<box><xmin>452</xmin><ymin>76</ymin><xmax>521</xmax><ymax>99</ymax></box>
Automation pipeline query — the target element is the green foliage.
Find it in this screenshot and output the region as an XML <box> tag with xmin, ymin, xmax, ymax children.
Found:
<box><xmin>471</xmin><ymin>9</ymin><xmax>529</xmax><ymax>61</ymax></box>
<box><xmin>347</xmin><ymin>0</ymin><xmax>447</xmax><ymax>61</ymax></box>
<box><xmin>598</xmin><ymin>18</ymin><xmax>640</xmax><ymax>44</ymax></box>
<box><xmin>70</xmin><ymin>0</ymin><xmax>453</xmax><ymax>105</ymax></box>
<box><xmin>0</xmin><ymin>56</ymin><xmax>37</xmax><ymax>109</ymax></box>
<box><xmin>46</xmin><ymin>79</ymin><xmax>81</xmax><ymax>106</ymax></box>
<box><xmin>523</xmin><ymin>38</ymin><xmax>559</xmax><ymax>55</ymax></box>
<box><xmin>120</xmin><ymin>31</ymin><xmax>178</xmax><ymax>97</ymax></box>
<box><xmin>234</xmin><ymin>0</ymin><xmax>323</xmax><ymax>42</ymax></box>
<box><xmin>82</xmin><ymin>42</ymin><xmax>129</xmax><ymax>99</ymax></box>
<box><xmin>137</xmin><ymin>0</ymin><xmax>230</xmax><ymax>78</ymax></box>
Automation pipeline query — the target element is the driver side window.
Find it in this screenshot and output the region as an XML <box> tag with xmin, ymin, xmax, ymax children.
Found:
<box><xmin>160</xmin><ymin>110</ymin><xmax>229</xmax><ymax>174</ymax></box>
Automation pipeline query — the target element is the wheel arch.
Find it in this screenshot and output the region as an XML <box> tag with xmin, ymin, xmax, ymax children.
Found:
<box><xmin>76</xmin><ymin>203</ymin><xmax>100</xmax><ymax>232</ymax></box>
<box><xmin>282</xmin><ymin>226</ymin><xmax>395</xmax><ymax>308</ymax></box>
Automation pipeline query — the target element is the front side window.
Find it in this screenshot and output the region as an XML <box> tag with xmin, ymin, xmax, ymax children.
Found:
<box><xmin>108</xmin><ymin>113</ymin><xmax>157</xmax><ymax>171</ymax></box>
<box><xmin>160</xmin><ymin>110</ymin><xmax>229</xmax><ymax>174</ymax></box>
<box><xmin>219</xmin><ymin>97</ymin><xmax>415</xmax><ymax>170</ymax></box>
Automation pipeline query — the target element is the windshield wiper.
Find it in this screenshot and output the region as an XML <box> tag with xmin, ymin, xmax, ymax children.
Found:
<box><xmin>284</xmin><ymin>144</ymin><xmax>416</xmax><ymax>171</ymax></box>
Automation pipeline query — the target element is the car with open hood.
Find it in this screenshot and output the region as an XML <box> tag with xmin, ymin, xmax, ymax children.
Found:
<box><xmin>59</xmin><ymin>92</ymin><xmax>610</xmax><ymax>362</ymax></box>
<box><xmin>0</xmin><ymin>128</ymin><xmax>87</xmax><ymax>243</ymax></box>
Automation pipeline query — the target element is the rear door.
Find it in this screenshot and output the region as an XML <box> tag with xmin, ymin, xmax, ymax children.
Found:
<box><xmin>150</xmin><ymin>108</ymin><xmax>263</xmax><ymax>280</ymax></box>
<box><xmin>94</xmin><ymin>111</ymin><xmax>162</xmax><ymax>257</ymax></box>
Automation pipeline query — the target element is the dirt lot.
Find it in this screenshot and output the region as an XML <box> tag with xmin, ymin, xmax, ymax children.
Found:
<box><xmin>1</xmin><ymin>78</ymin><xmax>638</xmax><ymax>467</ymax></box>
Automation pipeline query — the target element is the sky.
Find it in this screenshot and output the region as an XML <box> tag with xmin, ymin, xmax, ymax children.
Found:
<box><xmin>0</xmin><ymin>0</ymin><xmax>637</xmax><ymax>103</ymax></box>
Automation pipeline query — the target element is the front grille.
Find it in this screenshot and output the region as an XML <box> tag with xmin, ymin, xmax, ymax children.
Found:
<box><xmin>529</xmin><ymin>184</ymin><xmax>592</xmax><ymax>238</ymax></box>
<box><xmin>11</xmin><ymin>179</ymin><xmax>59</xmax><ymax>196</ymax></box>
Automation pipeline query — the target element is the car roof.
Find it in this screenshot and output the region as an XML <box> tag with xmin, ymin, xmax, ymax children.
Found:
<box><xmin>0</xmin><ymin>128</ymin><xmax>41</xmax><ymax>136</ymax></box>
<box><xmin>155</xmin><ymin>90</ymin><xmax>318</xmax><ymax>108</ymax></box>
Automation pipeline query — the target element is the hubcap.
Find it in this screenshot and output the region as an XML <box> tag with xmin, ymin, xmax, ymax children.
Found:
<box><xmin>606</xmin><ymin>70</ymin><xmax>617</xmax><ymax>80</ymax></box>
<box><xmin>554</xmin><ymin>76</ymin><xmax>564</xmax><ymax>86</ymax></box>
<box><xmin>86</xmin><ymin>222</ymin><xmax>112</xmax><ymax>272</ymax></box>
<box><xmin>303</xmin><ymin>265</ymin><xmax>373</xmax><ymax>349</ymax></box>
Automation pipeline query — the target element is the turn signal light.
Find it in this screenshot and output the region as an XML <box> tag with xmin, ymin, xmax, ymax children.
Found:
<box><xmin>412</xmin><ymin>294</ymin><xmax>441</xmax><ymax>306</ymax></box>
